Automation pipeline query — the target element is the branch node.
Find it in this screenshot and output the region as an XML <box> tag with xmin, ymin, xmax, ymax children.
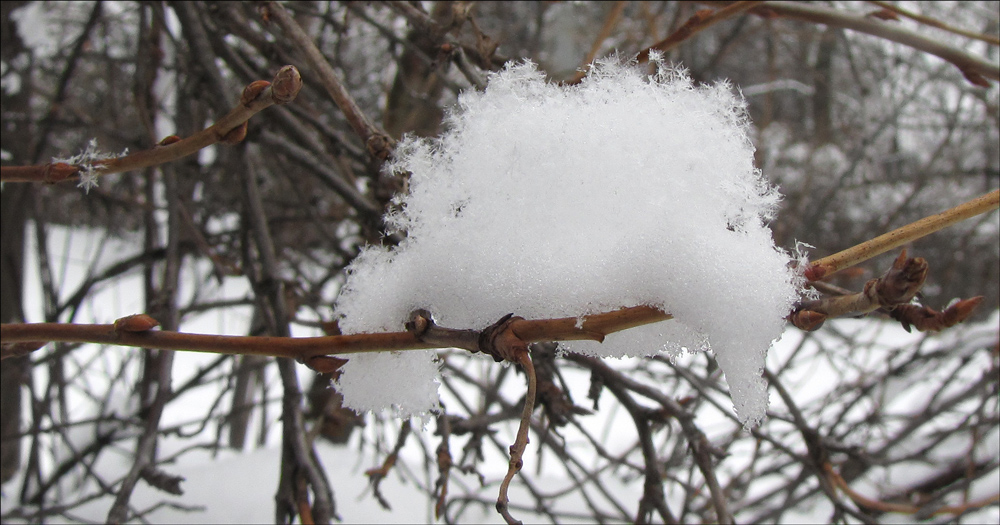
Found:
<box><xmin>478</xmin><ymin>313</ymin><xmax>527</xmax><ymax>363</ymax></box>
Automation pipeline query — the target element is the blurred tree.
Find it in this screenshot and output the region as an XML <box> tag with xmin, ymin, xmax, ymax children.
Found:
<box><xmin>0</xmin><ymin>2</ymin><xmax>997</xmax><ymax>523</ymax></box>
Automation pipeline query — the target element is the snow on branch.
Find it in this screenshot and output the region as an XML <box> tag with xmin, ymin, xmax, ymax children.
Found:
<box><xmin>333</xmin><ymin>57</ymin><xmax>802</xmax><ymax>426</ymax></box>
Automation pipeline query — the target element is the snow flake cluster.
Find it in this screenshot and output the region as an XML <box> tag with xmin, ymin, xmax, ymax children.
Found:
<box><xmin>333</xmin><ymin>58</ymin><xmax>802</xmax><ymax>426</ymax></box>
<box><xmin>53</xmin><ymin>138</ymin><xmax>127</xmax><ymax>194</ymax></box>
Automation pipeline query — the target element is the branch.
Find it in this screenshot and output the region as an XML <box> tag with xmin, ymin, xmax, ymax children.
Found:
<box><xmin>634</xmin><ymin>1</ymin><xmax>765</xmax><ymax>64</ymax></box>
<box><xmin>806</xmin><ymin>189</ymin><xmax>999</xmax><ymax>281</ymax></box>
<box><xmin>495</xmin><ymin>347</ymin><xmax>535</xmax><ymax>525</ymax></box>
<box><xmin>262</xmin><ymin>1</ymin><xmax>395</xmax><ymax>161</ymax></box>
<box><xmin>0</xmin><ymin>66</ymin><xmax>303</xmax><ymax>185</ymax></box>
<box><xmin>824</xmin><ymin>462</ymin><xmax>1000</xmax><ymax>517</ymax></box>
<box><xmin>866</xmin><ymin>1</ymin><xmax>1000</xmax><ymax>46</ymax></box>
<box><xmin>0</xmin><ymin>305</ymin><xmax>672</xmax><ymax>361</ymax></box>
<box><xmin>753</xmin><ymin>1</ymin><xmax>1000</xmax><ymax>86</ymax></box>
<box><xmin>792</xmin><ymin>249</ymin><xmax>985</xmax><ymax>332</ymax></box>
<box><xmin>364</xmin><ymin>419</ymin><xmax>412</xmax><ymax>510</ymax></box>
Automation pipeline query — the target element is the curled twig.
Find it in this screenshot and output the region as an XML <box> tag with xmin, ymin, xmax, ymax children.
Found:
<box><xmin>495</xmin><ymin>347</ymin><xmax>535</xmax><ymax>525</ymax></box>
<box><xmin>365</xmin><ymin>419</ymin><xmax>412</xmax><ymax>510</ymax></box>
<box><xmin>824</xmin><ymin>462</ymin><xmax>1000</xmax><ymax>517</ymax></box>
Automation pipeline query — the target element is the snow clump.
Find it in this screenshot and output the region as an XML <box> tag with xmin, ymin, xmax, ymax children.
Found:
<box><xmin>333</xmin><ymin>57</ymin><xmax>802</xmax><ymax>426</ymax></box>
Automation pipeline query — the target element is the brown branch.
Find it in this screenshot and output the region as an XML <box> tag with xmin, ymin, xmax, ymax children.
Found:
<box><xmin>495</xmin><ymin>348</ymin><xmax>536</xmax><ymax>525</ymax></box>
<box><xmin>793</xmin><ymin>250</ymin><xmax>985</xmax><ymax>332</ymax></box>
<box><xmin>262</xmin><ymin>1</ymin><xmax>395</xmax><ymax>161</ymax></box>
<box><xmin>866</xmin><ymin>1</ymin><xmax>1000</xmax><ymax>46</ymax></box>
<box><xmin>0</xmin><ymin>66</ymin><xmax>302</xmax><ymax>185</ymax></box>
<box><xmin>807</xmin><ymin>189</ymin><xmax>999</xmax><ymax>281</ymax></box>
<box><xmin>793</xmin><ymin>249</ymin><xmax>927</xmax><ymax>330</ymax></box>
<box><xmin>564</xmin><ymin>1</ymin><xmax>628</xmax><ymax>84</ymax></box>
<box><xmin>634</xmin><ymin>1</ymin><xmax>765</xmax><ymax>64</ymax></box>
<box><xmin>824</xmin><ymin>462</ymin><xmax>1000</xmax><ymax>517</ymax></box>
<box><xmin>1</xmin><ymin>306</ymin><xmax>673</xmax><ymax>361</ymax></box>
<box><xmin>365</xmin><ymin>419</ymin><xmax>412</xmax><ymax>510</ymax></box>
<box><xmin>754</xmin><ymin>1</ymin><xmax>1000</xmax><ymax>85</ymax></box>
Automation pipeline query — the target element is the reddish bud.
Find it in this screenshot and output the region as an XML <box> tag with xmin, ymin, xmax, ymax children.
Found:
<box><xmin>961</xmin><ymin>69</ymin><xmax>991</xmax><ymax>88</ymax></box>
<box><xmin>804</xmin><ymin>263</ymin><xmax>832</xmax><ymax>282</ymax></box>
<box><xmin>157</xmin><ymin>135</ymin><xmax>182</xmax><ymax>147</ymax></box>
<box><xmin>240</xmin><ymin>80</ymin><xmax>271</xmax><ymax>107</ymax></box>
<box><xmin>114</xmin><ymin>314</ymin><xmax>160</xmax><ymax>332</ymax></box>
<box><xmin>789</xmin><ymin>309</ymin><xmax>827</xmax><ymax>331</ymax></box>
<box><xmin>1</xmin><ymin>341</ymin><xmax>47</xmax><ymax>359</ymax></box>
<box><xmin>271</xmin><ymin>66</ymin><xmax>302</xmax><ymax>105</ymax></box>
<box><xmin>220</xmin><ymin>121</ymin><xmax>249</xmax><ymax>145</ymax></box>
<box><xmin>868</xmin><ymin>8</ymin><xmax>899</xmax><ymax>21</ymax></box>
<box><xmin>304</xmin><ymin>355</ymin><xmax>349</xmax><ymax>374</ymax></box>
<box><xmin>44</xmin><ymin>163</ymin><xmax>81</xmax><ymax>183</ymax></box>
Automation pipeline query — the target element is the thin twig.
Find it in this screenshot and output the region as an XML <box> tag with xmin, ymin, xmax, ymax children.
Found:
<box><xmin>634</xmin><ymin>1</ymin><xmax>765</xmax><ymax>64</ymax></box>
<box><xmin>0</xmin><ymin>67</ymin><xmax>302</xmax><ymax>185</ymax></box>
<box><xmin>263</xmin><ymin>1</ymin><xmax>395</xmax><ymax>161</ymax></box>
<box><xmin>495</xmin><ymin>349</ymin><xmax>536</xmax><ymax>525</ymax></box>
<box><xmin>866</xmin><ymin>1</ymin><xmax>1000</xmax><ymax>46</ymax></box>
<box><xmin>824</xmin><ymin>462</ymin><xmax>1000</xmax><ymax>516</ymax></box>
<box><xmin>755</xmin><ymin>1</ymin><xmax>1000</xmax><ymax>85</ymax></box>
<box><xmin>807</xmin><ymin>189</ymin><xmax>999</xmax><ymax>280</ymax></box>
<box><xmin>565</xmin><ymin>1</ymin><xmax>628</xmax><ymax>84</ymax></box>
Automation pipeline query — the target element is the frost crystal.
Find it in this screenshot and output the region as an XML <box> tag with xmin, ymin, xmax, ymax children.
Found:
<box><xmin>334</xmin><ymin>58</ymin><xmax>802</xmax><ymax>426</ymax></box>
<box><xmin>53</xmin><ymin>138</ymin><xmax>127</xmax><ymax>194</ymax></box>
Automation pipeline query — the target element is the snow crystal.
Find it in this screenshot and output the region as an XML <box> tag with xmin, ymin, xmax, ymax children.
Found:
<box><xmin>333</xmin><ymin>58</ymin><xmax>802</xmax><ymax>426</ymax></box>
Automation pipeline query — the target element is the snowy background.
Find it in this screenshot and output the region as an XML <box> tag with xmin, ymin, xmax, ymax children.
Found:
<box><xmin>1</xmin><ymin>2</ymin><xmax>998</xmax><ymax>524</ymax></box>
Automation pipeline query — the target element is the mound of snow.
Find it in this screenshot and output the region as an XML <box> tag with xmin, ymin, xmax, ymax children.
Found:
<box><xmin>334</xmin><ymin>57</ymin><xmax>801</xmax><ymax>426</ymax></box>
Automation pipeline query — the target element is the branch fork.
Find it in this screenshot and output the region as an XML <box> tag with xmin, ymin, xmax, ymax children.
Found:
<box><xmin>405</xmin><ymin>310</ymin><xmax>535</xmax><ymax>525</ymax></box>
<box><xmin>792</xmin><ymin>250</ymin><xmax>982</xmax><ymax>332</ymax></box>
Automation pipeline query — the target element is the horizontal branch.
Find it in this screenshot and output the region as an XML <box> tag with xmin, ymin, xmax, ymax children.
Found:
<box><xmin>0</xmin><ymin>66</ymin><xmax>302</xmax><ymax>185</ymax></box>
<box><xmin>0</xmin><ymin>306</ymin><xmax>673</xmax><ymax>361</ymax></box>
